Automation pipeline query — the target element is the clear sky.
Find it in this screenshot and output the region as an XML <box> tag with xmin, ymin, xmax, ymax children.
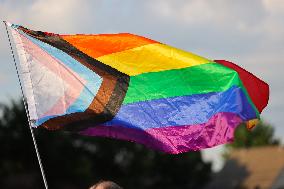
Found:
<box><xmin>1</xmin><ymin>0</ymin><xmax>283</xmax><ymax>171</ymax></box>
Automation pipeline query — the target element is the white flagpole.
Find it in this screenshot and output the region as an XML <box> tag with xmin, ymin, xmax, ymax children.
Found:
<box><xmin>3</xmin><ymin>21</ymin><xmax>49</xmax><ymax>189</ymax></box>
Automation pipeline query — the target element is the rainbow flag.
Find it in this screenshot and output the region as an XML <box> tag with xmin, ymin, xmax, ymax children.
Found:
<box><xmin>7</xmin><ymin>22</ymin><xmax>269</xmax><ymax>154</ymax></box>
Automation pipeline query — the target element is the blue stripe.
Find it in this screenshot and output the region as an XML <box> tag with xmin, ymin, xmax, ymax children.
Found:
<box><xmin>13</xmin><ymin>26</ymin><xmax>103</xmax><ymax>126</ymax></box>
<box><xmin>102</xmin><ymin>86</ymin><xmax>256</xmax><ymax>130</ymax></box>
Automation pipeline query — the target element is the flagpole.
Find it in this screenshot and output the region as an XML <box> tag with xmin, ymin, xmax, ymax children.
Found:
<box><xmin>3</xmin><ymin>21</ymin><xmax>49</xmax><ymax>189</ymax></box>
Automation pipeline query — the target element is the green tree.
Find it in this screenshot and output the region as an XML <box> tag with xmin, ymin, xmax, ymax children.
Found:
<box><xmin>0</xmin><ymin>100</ymin><xmax>211</xmax><ymax>189</ymax></box>
<box><xmin>225</xmin><ymin>122</ymin><xmax>280</xmax><ymax>150</ymax></box>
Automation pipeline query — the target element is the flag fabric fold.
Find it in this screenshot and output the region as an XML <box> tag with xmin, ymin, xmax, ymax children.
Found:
<box><xmin>7</xmin><ymin>23</ymin><xmax>269</xmax><ymax>154</ymax></box>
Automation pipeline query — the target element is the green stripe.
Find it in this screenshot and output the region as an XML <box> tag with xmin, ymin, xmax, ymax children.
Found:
<box><xmin>239</xmin><ymin>79</ymin><xmax>260</xmax><ymax>118</ymax></box>
<box><xmin>123</xmin><ymin>61</ymin><xmax>260</xmax><ymax>118</ymax></box>
<box><xmin>123</xmin><ymin>62</ymin><xmax>241</xmax><ymax>104</ymax></box>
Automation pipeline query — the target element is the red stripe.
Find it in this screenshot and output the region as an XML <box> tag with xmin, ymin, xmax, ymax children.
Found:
<box><xmin>214</xmin><ymin>60</ymin><xmax>269</xmax><ymax>113</ymax></box>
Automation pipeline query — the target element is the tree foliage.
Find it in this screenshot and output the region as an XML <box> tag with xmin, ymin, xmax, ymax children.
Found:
<box><xmin>0</xmin><ymin>100</ymin><xmax>211</xmax><ymax>189</ymax></box>
<box><xmin>226</xmin><ymin>122</ymin><xmax>280</xmax><ymax>149</ymax></box>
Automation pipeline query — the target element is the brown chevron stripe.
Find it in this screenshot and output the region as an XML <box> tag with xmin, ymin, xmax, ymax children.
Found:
<box><xmin>17</xmin><ymin>26</ymin><xmax>130</xmax><ymax>131</ymax></box>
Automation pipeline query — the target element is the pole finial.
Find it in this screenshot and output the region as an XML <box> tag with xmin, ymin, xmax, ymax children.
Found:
<box><xmin>3</xmin><ymin>21</ymin><xmax>12</xmax><ymax>26</ymax></box>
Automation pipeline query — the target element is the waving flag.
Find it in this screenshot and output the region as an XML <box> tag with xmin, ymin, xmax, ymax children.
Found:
<box><xmin>7</xmin><ymin>22</ymin><xmax>269</xmax><ymax>154</ymax></box>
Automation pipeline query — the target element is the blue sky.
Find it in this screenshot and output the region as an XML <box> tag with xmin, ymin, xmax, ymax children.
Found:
<box><xmin>1</xmin><ymin>0</ymin><xmax>283</xmax><ymax>170</ymax></box>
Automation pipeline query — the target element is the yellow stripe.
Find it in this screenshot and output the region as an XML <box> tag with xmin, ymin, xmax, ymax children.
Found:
<box><xmin>96</xmin><ymin>43</ymin><xmax>211</xmax><ymax>76</ymax></box>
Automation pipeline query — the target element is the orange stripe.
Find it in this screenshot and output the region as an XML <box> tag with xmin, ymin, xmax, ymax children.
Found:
<box><xmin>61</xmin><ymin>33</ymin><xmax>158</xmax><ymax>59</ymax></box>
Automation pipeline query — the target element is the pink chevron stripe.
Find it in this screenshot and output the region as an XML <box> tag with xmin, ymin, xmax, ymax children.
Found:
<box><xmin>80</xmin><ymin>112</ymin><xmax>242</xmax><ymax>154</ymax></box>
<box><xmin>18</xmin><ymin>32</ymin><xmax>86</xmax><ymax>117</ymax></box>
<box><xmin>18</xmin><ymin>32</ymin><xmax>86</xmax><ymax>86</ymax></box>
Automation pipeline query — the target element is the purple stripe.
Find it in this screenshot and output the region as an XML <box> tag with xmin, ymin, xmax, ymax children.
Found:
<box><xmin>79</xmin><ymin>112</ymin><xmax>243</xmax><ymax>154</ymax></box>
